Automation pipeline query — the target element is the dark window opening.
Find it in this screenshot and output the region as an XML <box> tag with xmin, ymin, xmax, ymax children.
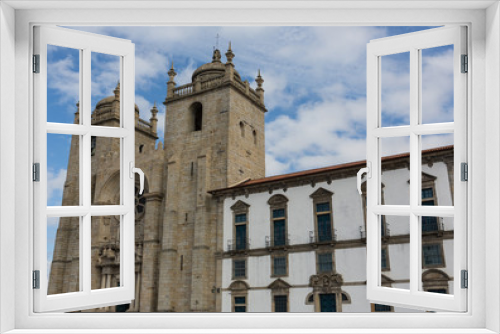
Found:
<box><xmin>319</xmin><ymin>294</ymin><xmax>336</xmax><ymax>312</ymax></box>
<box><xmin>274</xmin><ymin>295</ymin><xmax>288</xmax><ymax>312</ymax></box>
<box><xmin>139</xmin><ymin>144</ymin><xmax>144</xmax><ymax>153</ymax></box>
<box><xmin>190</xmin><ymin>102</ymin><xmax>203</xmax><ymax>131</ymax></box>
<box><xmin>91</xmin><ymin>136</ymin><xmax>96</xmax><ymax>156</ymax></box>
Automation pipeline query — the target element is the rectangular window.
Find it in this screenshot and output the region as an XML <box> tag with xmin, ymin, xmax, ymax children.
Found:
<box><xmin>235</xmin><ymin>225</ymin><xmax>247</xmax><ymax>250</ymax></box>
<box><xmin>320</xmin><ymin>294</ymin><xmax>336</xmax><ymax>312</ymax></box>
<box><xmin>273</xmin><ymin>220</ymin><xmax>286</xmax><ymax>246</ymax></box>
<box><xmin>374</xmin><ymin>304</ymin><xmax>392</xmax><ymax>312</ymax></box>
<box><xmin>317</xmin><ymin>213</ymin><xmax>333</xmax><ymax>242</ymax></box>
<box><xmin>423</xmin><ymin>244</ymin><xmax>443</xmax><ymax>266</ymax></box>
<box><xmin>235</xmin><ymin>213</ymin><xmax>247</xmax><ymax>223</ymax></box>
<box><xmin>233</xmin><ymin>259</ymin><xmax>246</xmax><ymax>278</ymax></box>
<box><xmin>381</xmin><ymin>248</ymin><xmax>388</xmax><ymax>269</ymax></box>
<box><xmin>317</xmin><ymin>253</ymin><xmax>333</xmax><ymax>273</ymax></box>
<box><xmin>274</xmin><ymin>295</ymin><xmax>288</xmax><ymax>312</ymax></box>
<box><xmin>234</xmin><ymin>296</ymin><xmax>246</xmax><ymax>312</ymax></box>
<box><xmin>273</xmin><ymin>256</ymin><xmax>287</xmax><ymax>276</ymax></box>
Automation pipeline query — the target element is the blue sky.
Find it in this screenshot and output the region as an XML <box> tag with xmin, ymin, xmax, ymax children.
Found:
<box><xmin>45</xmin><ymin>26</ymin><xmax>455</xmax><ymax>280</ymax></box>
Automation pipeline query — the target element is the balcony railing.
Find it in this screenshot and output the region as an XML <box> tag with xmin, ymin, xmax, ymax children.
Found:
<box><xmin>309</xmin><ymin>230</ymin><xmax>337</xmax><ymax>244</ymax></box>
<box><xmin>227</xmin><ymin>238</ymin><xmax>250</xmax><ymax>251</ymax></box>
<box><xmin>265</xmin><ymin>235</ymin><xmax>291</xmax><ymax>248</ymax></box>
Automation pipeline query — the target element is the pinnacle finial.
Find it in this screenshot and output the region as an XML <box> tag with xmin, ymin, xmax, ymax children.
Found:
<box><xmin>225</xmin><ymin>41</ymin><xmax>235</xmax><ymax>64</ymax></box>
<box><xmin>168</xmin><ymin>62</ymin><xmax>177</xmax><ymax>81</ymax></box>
<box><xmin>256</xmin><ymin>69</ymin><xmax>264</xmax><ymax>88</ymax></box>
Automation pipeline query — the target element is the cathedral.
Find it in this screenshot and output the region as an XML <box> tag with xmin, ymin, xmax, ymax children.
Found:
<box><xmin>48</xmin><ymin>45</ymin><xmax>454</xmax><ymax>313</ymax></box>
<box><xmin>48</xmin><ymin>45</ymin><xmax>267</xmax><ymax>312</ymax></box>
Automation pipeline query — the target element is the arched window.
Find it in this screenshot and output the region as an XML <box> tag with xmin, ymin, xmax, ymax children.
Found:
<box><xmin>252</xmin><ymin>130</ymin><xmax>257</xmax><ymax>145</ymax></box>
<box><xmin>139</xmin><ymin>144</ymin><xmax>144</xmax><ymax>153</ymax></box>
<box><xmin>189</xmin><ymin>102</ymin><xmax>203</xmax><ymax>131</ymax></box>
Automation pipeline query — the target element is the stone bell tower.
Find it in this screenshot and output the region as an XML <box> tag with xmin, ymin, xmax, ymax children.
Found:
<box><xmin>157</xmin><ymin>44</ymin><xmax>266</xmax><ymax>312</ymax></box>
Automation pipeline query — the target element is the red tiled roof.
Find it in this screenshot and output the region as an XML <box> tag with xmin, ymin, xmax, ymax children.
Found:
<box><xmin>209</xmin><ymin>145</ymin><xmax>453</xmax><ymax>194</ymax></box>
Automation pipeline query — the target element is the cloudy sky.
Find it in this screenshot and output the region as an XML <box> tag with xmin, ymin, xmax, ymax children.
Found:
<box><xmin>45</xmin><ymin>26</ymin><xmax>455</xmax><ymax>280</ymax></box>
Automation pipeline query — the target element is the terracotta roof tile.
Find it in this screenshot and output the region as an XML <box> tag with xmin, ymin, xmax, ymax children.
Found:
<box><xmin>209</xmin><ymin>145</ymin><xmax>453</xmax><ymax>193</ymax></box>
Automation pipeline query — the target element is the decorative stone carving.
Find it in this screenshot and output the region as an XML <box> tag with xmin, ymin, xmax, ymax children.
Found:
<box><xmin>230</xmin><ymin>200</ymin><xmax>250</xmax><ymax>213</ymax></box>
<box><xmin>267</xmin><ymin>194</ymin><xmax>288</xmax><ymax>206</ymax></box>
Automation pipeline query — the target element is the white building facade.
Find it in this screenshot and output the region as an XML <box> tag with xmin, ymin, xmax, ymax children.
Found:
<box><xmin>211</xmin><ymin>146</ymin><xmax>454</xmax><ymax>312</ymax></box>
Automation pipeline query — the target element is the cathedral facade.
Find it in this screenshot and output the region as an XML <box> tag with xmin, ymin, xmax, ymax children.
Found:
<box><xmin>48</xmin><ymin>45</ymin><xmax>267</xmax><ymax>312</ymax></box>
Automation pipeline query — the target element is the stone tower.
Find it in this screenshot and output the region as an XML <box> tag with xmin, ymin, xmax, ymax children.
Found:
<box><xmin>157</xmin><ymin>44</ymin><xmax>266</xmax><ymax>312</ymax></box>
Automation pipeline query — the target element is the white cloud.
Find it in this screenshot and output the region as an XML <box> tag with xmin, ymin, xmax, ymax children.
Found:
<box><xmin>175</xmin><ymin>58</ymin><xmax>197</xmax><ymax>86</ymax></box>
<box><xmin>47</xmin><ymin>168</ymin><xmax>67</xmax><ymax>205</ymax></box>
<box><xmin>47</xmin><ymin>57</ymin><xmax>79</xmax><ymax>105</ymax></box>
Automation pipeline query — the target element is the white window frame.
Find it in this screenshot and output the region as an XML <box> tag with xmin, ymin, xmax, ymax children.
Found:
<box><xmin>33</xmin><ymin>25</ymin><xmax>136</xmax><ymax>313</ymax></box>
<box><xmin>365</xmin><ymin>26</ymin><xmax>467</xmax><ymax>312</ymax></box>
<box><xmin>0</xmin><ymin>1</ymin><xmax>499</xmax><ymax>333</ymax></box>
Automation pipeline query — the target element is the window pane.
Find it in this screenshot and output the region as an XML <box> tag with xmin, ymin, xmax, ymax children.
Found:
<box><xmin>420</xmin><ymin>133</ymin><xmax>454</xmax><ymax>208</ymax></box>
<box><xmin>381</xmin><ymin>52</ymin><xmax>410</xmax><ymax>127</ymax></box>
<box><xmin>273</xmin><ymin>256</ymin><xmax>286</xmax><ymax>276</ymax></box>
<box><xmin>273</xmin><ymin>220</ymin><xmax>286</xmax><ymax>246</ymax></box>
<box><xmin>47</xmin><ymin>216</ymin><xmax>80</xmax><ymax>295</ymax></box>
<box><xmin>317</xmin><ymin>213</ymin><xmax>332</xmax><ymax>242</ymax></box>
<box><xmin>274</xmin><ymin>295</ymin><xmax>287</xmax><ymax>312</ymax></box>
<box><xmin>374</xmin><ymin>304</ymin><xmax>392</xmax><ymax>312</ymax></box>
<box><xmin>235</xmin><ymin>225</ymin><xmax>247</xmax><ymax>250</ymax></box>
<box><xmin>316</xmin><ymin>202</ymin><xmax>330</xmax><ymax>212</ymax></box>
<box><xmin>318</xmin><ymin>253</ymin><xmax>333</xmax><ymax>273</ymax></box>
<box><xmin>380</xmin><ymin>136</ymin><xmax>410</xmax><ymax>205</ymax></box>
<box><xmin>91</xmin><ymin>137</ymin><xmax>121</xmax><ymax>205</ymax></box>
<box><xmin>47</xmin><ymin>45</ymin><xmax>80</xmax><ymax>124</ymax></box>
<box><xmin>420</xmin><ymin>216</ymin><xmax>453</xmax><ymax>295</ymax></box>
<box><xmin>233</xmin><ymin>260</ymin><xmax>246</xmax><ymax>278</ymax></box>
<box><xmin>272</xmin><ymin>208</ymin><xmax>285</xmax><ymax>218</ymax></box>
<box><xmin>47</xmin><ymin>133</ymin><xmax>79</xmax><ymax>206</ymax></box>
<box><xmin>380</xmin><ymin>215</ymin><xmax>409</xmax><ymax>291</ymax></box>
<box><xmin>319</xmin><ymin>294</ymin><xmax>336</xmax><ymax>312</ymax></box>
<box><xmin>91</xmin><ymin>52</ymin><xmax>121</xmax><ymax>128</ymax></box>
<box><xmin>421</xmin><ymin>45</ymin><xmax>454</xmax><ymax>124</ymax></box>
<box><xmin>235</xmin><ymin>213</ymin><xmax>247</xmax><ymax>223</ymax></box>
<box><xmin>91</xmin><ymin>216</ymin><xmax>121</xmax><ymax>292</ymax></box>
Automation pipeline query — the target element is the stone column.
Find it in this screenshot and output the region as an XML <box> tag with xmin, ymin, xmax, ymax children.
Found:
<box><xmin>139</xmin><ymin>192</ymin><xmax>164</xmax><ymax>312</ymax></box>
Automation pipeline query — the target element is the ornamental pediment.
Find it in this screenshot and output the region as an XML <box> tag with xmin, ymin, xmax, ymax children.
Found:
<box><xmin>309</xmin><ymin>187</ymin><xmax>334</xmax><ymax>199</ymax></box>
<box><xmin>230</xmin><ymin>200</ymin><xmax>250</xmax><ymax>212</ymax></box>
<box><xmin>267</xmin><ymin>194</ymin><xmax>289</xmax><ymax>206</ymax></box>
<box><xmin>228</xmin><ymin>280</ymin><xmax>250</xmax><ymax>291</ymax></box>
<box><xmin>268</xmin><ymin>278</ymin><xmax>292</xmax><ymax>290</ymax></box>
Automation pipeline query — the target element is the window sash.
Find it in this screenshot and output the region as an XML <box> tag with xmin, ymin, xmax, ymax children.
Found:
<box><xmin>366</xmin><ymin>25</ymin><xmax>467</xmax><ymax>312</ymax></box>
<box><xmin>33</xmin><ymin>25</ymin><xmax>136</xmax><ymax>313</ymax></box>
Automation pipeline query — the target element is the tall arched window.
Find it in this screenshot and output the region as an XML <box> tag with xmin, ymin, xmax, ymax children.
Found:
<box><xmin>189</xmin><ymin>102</ymin><xmax>203</xmax><ymax>131</ymax></box>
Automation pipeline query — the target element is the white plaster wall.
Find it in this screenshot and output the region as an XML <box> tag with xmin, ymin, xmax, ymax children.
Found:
<box><xmin>248</xmin><ymin>290</ymin><xmax>271</xmax><ymax>312</ymax></box>
<box><xmin>386</xmin><ymin>215</ymin><xmax>410</xmax><ymax>236</ymax></box>
<box><xmin>382</xmin><ymin>168</ymin><xmax>410</xmax><ymax>206</ymax></box>
<box><xmin>332</xmin><ymin>177</ymin><xmax>365</xmax><ymax>241</ymax></box>
<box><xmin>248</xmin><ymin>255</ymin><xmax>272</xmax><ymax>287</ymax></box>
<box><xmin>341</xmin><ymin>286</ymin><xmax>372</xmax><ymax>313</ymax></box>
<box><xmin>288</xmin><ymin>252</ymin><xmax>316</xmax><ymax>285</ymax></box>
<box><xmin>221</xmin><ymin>291</ymin><xmax>232</xmax><ymax>312</ymax></box>
<box><xmin>336</xmin><ymin>247</ymin><xmax>367</xmax><ymax>282</ymax></box>
<box><xmin>386</xmin><ymin>243</ymin><xmax>411</xmax><ymax>280</ymax></box>
<box><xmin>290</xmin><ymin>287</ymin><xmax>314</xmax><ymax>312</ymax></box>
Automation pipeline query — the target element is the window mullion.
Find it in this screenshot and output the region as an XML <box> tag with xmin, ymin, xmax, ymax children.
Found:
<box><xmin>409</xmin><ymin>47</ymin><xmax>420</xmax><ymax>294</ymax></box>
<box><xmin>81</xmin><ymin>47</ymin><xmax>92</xmax><ymax>294</ymax></box>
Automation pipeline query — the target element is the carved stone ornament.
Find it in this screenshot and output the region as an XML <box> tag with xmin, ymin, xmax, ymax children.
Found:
<box><xmin>309</xmin><ymin>273</ymin><xmax>343</xmax><ymax>288</ymax></box>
